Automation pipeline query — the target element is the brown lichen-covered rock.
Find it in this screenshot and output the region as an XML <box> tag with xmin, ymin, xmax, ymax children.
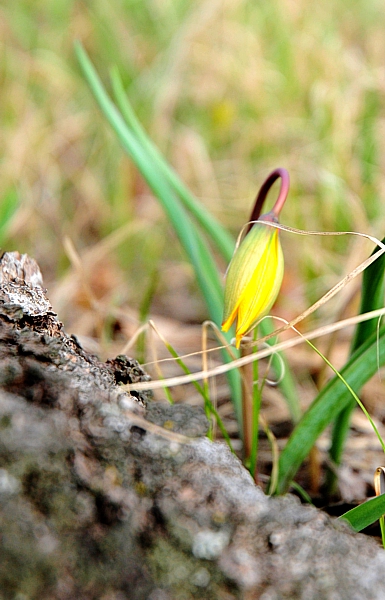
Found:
<box><xmin>1</xmin><ymin>251</ymin><xmax>385</xmax><ymax>600</ymax></box>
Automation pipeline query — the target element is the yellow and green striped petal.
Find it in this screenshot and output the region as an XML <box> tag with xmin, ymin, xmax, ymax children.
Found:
<box><xmin>222</xmin><ymin>220</ymin><xmax>284</xmax><ymax>348</ymax></box>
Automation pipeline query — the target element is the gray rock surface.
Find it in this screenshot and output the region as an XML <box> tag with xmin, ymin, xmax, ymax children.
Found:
<box><xmin>1</xmin><ymin>251</ymin><xmax>385</xmax><ymax>600</ymax></box>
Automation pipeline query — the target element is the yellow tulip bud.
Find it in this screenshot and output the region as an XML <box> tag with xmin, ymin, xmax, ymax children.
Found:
<box><xmin>222</xmin><ymin>214</ymin><xmax>284</xmax><ymax>348</ymax></box>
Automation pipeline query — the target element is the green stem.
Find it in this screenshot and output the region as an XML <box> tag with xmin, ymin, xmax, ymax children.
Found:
<box><xmin>250</xmin><ymin>335</ymin><xmax>261</xmax><ymax>482</ymax></box>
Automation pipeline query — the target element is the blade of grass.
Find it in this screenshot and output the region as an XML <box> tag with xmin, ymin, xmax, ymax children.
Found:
<box><xmin>289</xmin><ymin>481</ymin><xmax>313</xmax><ymax>504</ymax></box>
<box><xmin>328</xmin><ymin>237</ymin><xmax>385</xmax><ymax>494</ymax></box>
<box><xmin>136</xmin><ymin>270</ymin><xmax>159</xmax><ymax>364</ymax></box>
<box><xmin>351</xmin><ymin>237</ymin><xmax>385</xmax><ymax>350</ymax></box>
<box><xmin>75</xmin><ymin>42</ymin><xmax>243</xmax><ymax>417</ymax></box>
<box><xmin>110</xmin><ymin>66</ymin><xmax>235</xmax><ymax>262</ymax></box>
<box><xmin>380</xmin><ymin>515</ymin><xmax>385</xmax><ymax>548</ymax></box>
<box><xmin>162</xmin><ymin>339</ymin><xmax>234</xmax><ymax>451</ymax></box>
<box><xmin>274</xmin><ymin>324</ymin><xmax>385</xmax><ymax>495</ymax></box>
<box><xmin>338</xmin><ymin>494</ymin><xmax>385</xmax><ymax>532</ymax></box>
<box><xmin>76</xmin><ymin>42</ymin><xmax>224</xmax><ymax>322</ymax></box>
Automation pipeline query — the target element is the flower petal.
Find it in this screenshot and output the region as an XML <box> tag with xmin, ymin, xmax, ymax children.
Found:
<box><xmin>235</xmin><ymin>231</ymin><xmax>283</xmax><ymax>342</ymax></box>
<box><xmin>222</xmin><ymin>225</ymin><xmax>273</xmax><ymax>328</ymax></box>
<box><xmin>222</xmin><ymin>220</ymin><xmax>284</xmax><ymax>348</ymax></box>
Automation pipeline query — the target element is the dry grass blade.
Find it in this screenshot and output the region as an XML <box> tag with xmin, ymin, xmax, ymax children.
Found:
<box><xmin>126</xmin><ymin>312</ymin><xmax>385</xmax><ymax>392</ymax></box>
<box><xmin>122</xmin><ymin>410</ymin><xmax>192</xmax><ymax>444</ymax></box>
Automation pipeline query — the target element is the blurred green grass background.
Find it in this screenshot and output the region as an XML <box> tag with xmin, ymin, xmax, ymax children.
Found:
<box><xmin>1</xmin><ymin>0</ymin><xmax>385</xmax><ymax>355</ymax></box>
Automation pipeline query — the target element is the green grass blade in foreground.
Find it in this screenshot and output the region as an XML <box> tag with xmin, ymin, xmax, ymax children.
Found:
<box><xmin>110</xmin><ymin>66</ymin><xmax>301</xmax><ymax>422</ymax></box>
<box><xmin>75</xmin><ymin>43</ymin><xmax>243</xmax><ymax>416</ymax></box>
<box><xmin>339</xmin><ymin>494</ymin><xmax>385</xmax><ymax>532</ymax></box>
<box><xmin>328</xmin><ymin>236</ymin><xmax>385</xmax><ymax>493</ymax></box>
<box><xmin>275</xmin><ymin>325</ymin><xmax>385</xmax><ymax>495</ymax></box>
<box><xmin>110</xmin><ymin>67</ymin><xmax>235</xmax><ymax>262</ymax></box>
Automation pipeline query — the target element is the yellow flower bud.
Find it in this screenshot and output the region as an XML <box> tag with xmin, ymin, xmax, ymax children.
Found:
<box><xmin>222</xmin><ymin>215</ymin><xmax>284</xmax><ymax>348</ymax></box>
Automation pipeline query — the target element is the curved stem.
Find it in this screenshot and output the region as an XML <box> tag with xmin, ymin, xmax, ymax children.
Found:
<box><xmin>246</xmin><ymin>168</ymin><xmax>290</xmax><ymax>234</ymax></box>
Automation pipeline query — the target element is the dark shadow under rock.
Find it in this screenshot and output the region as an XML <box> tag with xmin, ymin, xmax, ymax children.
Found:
<box><xmin>0</xmin><ymin>251</ymin><xmax>385</xmax><ymax>600</ymax></box>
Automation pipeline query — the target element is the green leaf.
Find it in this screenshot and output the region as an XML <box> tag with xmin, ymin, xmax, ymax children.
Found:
<box><xmin>351</xmin><ymin>236</ymin><xmax>385</xmax><ymax>353</ymax></box>
<box><xmin>339</xmin><ymin>494</ymin><xmax>385</xmax><ymax>532</ymax></box>
<box><xmin>275</xmin><ymin>324</ymin><xmax>385</xmax><ymax>495</ymax></box>
<box><xmin>328</xmin><ymin>236</ymin><xmax>385</xmax><ymax>494</ymax></box>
